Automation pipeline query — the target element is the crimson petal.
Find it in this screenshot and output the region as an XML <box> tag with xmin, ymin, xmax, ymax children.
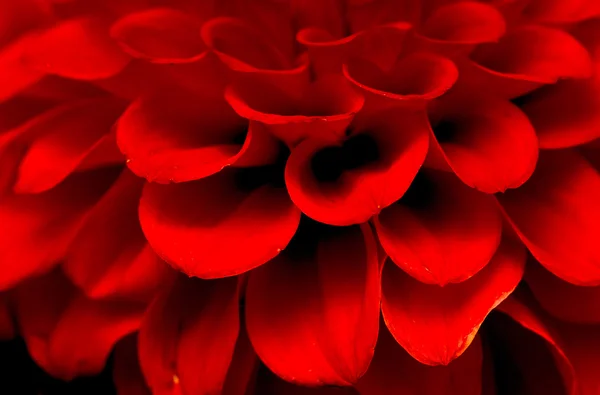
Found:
<box><xmin>138</xmin><ymin>276</ymin><xmax>240</xmax><ymax>395</ymax></box>
<box><xmin>497</xmin><ymin>149</ymin><xmax>600</xmax><ymax>285</ymax></box>
<box><xmin>116</xmin><ymin>91</ymin><xmax>270</xmax><ymax>183</ymax></box>
<box><xmin>22</xmin><ymin>17</ymin><xmax>131</xmax><ymax>80</ymax></box>
<box><xmin>139</xmin><ymin>169</ymin><xmax>300</xmax><ymax>279</ymax></box>
<box><xmin>526</xmin><ymin>259</ymin><xmax>600</xmax><ymax>324</ymax></box>
<box><xmin>297</xmin><ymin>23</ymin><xmax>411</xmax><ymax>77</ymax></box>
<box><xmin>462</xmin><ymin>25</ymin><xmax>593</xmax><ymax>98</ymax></box>
<box><xmin>14</xmin><ymin>270</ymin><xmax>144</xmax><ymax>381</ymax></box>
<box><xmin>556</xmin><ymin>323</ymin><xmax>600</xmax><ymax>395</ymax></box>
<box><xmin>14</xmin><ymin>97</ymin><xmax>125</xmax><ymax>194</ymax></box>
<box><xmin>427</xmin><ymin>96</ymin><xmax>538</xmax><ymax>193</ymax></box>
<box><xmin>524</xmin><ymin>0</ymin><xmax>600</xmax><ymax>23</ymax></box>
<box><xmin>63</xmin><ymin>170</ymin><xmax>174</xmax><ymax>302</ymax></box>
<box><xmin>381</xmin><ymin>238</ymin><xmax>525</xmax><ymax>365</ymax></box>
<box><xmin>0</xmin><ymin>168</ymin><xmax>118</xmax><ymax>290</ymax></box>
<box><xmin>356</xmin><ymin>324</ymin><xmax>483</xmax><ymax>395</ymax></box>
<box><xmin>110</xmin><ymin>7</ymin><xmax>207</xmax><ymax>64</ymax></box>
<box><xmin>413</xmin><ymin>1</ymin><xmax>506</xmax><ymax>57</ymax></box>
<box><xmin>245</xmin><ymin>222</ymin><xmax>380</xmax><ymax>386</ymax></box>
<box><xmin>225</xmin><ymin>76</ymin><xmax>364</xmax><ymax>147</ymax></box>
<box><xmin>286</xmin><ymin>108</ymin><xmax>428</xmax><ymax>226</ymax></box>
<box><xmin>343</xmin><ymin>52</ymin><xmax>458</xmax><ymax>113</ymax></box>
<box><xmin>0</xmin><ymin>34</ymin><xmax>44</xmax><ymax>102</ymax></box>
<box><xmin>375</xmin><ymin>170</ymin><xmax>502</xmax><ymax>284</ymax></box>
<box><xmin>520</xmin><ymin>74</ymin><xmax>600</xmax><ymax>149</ymax></box>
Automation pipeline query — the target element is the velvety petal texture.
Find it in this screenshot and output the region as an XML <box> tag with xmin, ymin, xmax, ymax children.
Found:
<box><xmin>381</xmin><ymin>238</ymin><xmax>525</xmax><ymax>365</ymax></box>
<box><xmin>246</xmin><ymin>222</ymin><xmax>380</xmax><ymax>386</ymax></box>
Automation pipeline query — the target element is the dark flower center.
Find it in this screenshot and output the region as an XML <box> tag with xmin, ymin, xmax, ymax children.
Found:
<box><xmin>311</xmin><ymin>133</ymin><xmax>380</xmax><ymax>183</ymax></box>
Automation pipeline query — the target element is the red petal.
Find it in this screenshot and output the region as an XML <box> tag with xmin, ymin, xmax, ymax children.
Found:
<box><xmin>343</xmin><ymin>52</ymin><xmax>458</xmax><ymax>113</ymax></box>
<box><xmin>245</xmin><ymin>222</ymin><xmax>380</xmax><ymax>386</ymax></box>
<box><xmin>556</xmin><ymin>323</ymin><xmax>600</xmax><ymax>395</ymax></box>
<box><xmin>374</xmin><ymin>170</ymin><xmax>502</xmax><ymax>284</ymax></box>
<box><xmin>419</xmin><ymin>1</ymin><xmax>506</xmax><ymax>44</ymax></box>
<box><xmin>14</xmin><ymin>270</ymin><xmax>144</xmax><ymax>380</ymax></box>
<box><xmin>381</xmin><ymin>237</ymin><xmax>525</xmax><ymax>365</ymax></box>
<box><xmin>497</xmin><ymin>149</ymin><xmax>600</xmax><ymax>285</ymax></box>
<box><xmin>116</xmin><ymin>92</ymin><xmax>275</xmax><ymax>183</ymax></box>
<box><xmin>113</xmin><ymin>335</ymin><xmax>151</xmax><ymax>395</ymax></box>
<box><xmin>520</xmin><ymin>74</ymin><xmax>600</xmax><ymax>149</ymax></box>
<box><xmin>14</xmin><ymin>98</ymin><xmax>125</xmax><ymax>194</ymax></box>
<box><xmin>495</xmin><ymin>296</ymin><xmax>577</xmax><ymax>395</ymax></box>
<box><xmin>526</xmin><ymin>259</ymin><xmax>600</xmax><ymax>324</ymax></box>
<box><xmin>63</xmin><ymin>170</ymin><xmax>175</xmax><ymax>302</ymax></box>
<box><xmin>139</xmin><ymin>170</ymin><xmax>300</xmax><ymax>278</ymax></box>
<box><xmin>110</xmin><ymin>8</ymin><xmax>207</xmax><ymax>63</ymax></box>
<box><xmin>356</xmin><ymin>324</ymin><xmax>483</xmax><ymax>395</ymax></box>
<box><xmin>138</xmin><ymin>276</ymin><xmax>240</xmax><ymax>395</ymax></box>
<box><xmin>22</xmin><ymin>17</ymin><xmax>131</xmax><ymax>80</ymax></box>
<box><xmin>0</xmin><ymin>34</ymin><xmax>44</xmax><ymax>101</ymax></box>
<box><xmin>428</xmin><ymin>96</ymin><xmax>538</xmax><ymax>193</ymax></box>
<box><xmin>464</xmin><ymin>25</ymin><xmax>593</xmax><ymax>98</ymax></box>
<box><xmin>202</xmin><ymin>16</ymin><xmax>293</xmax><ymax>71</ymax></box>
<box><xmin>524</xmin><ymin>0</ymin><xmax>600</xmax><ymax>23</ymax></box>
<box><xmin>225</xmin><ymin>76</ymin><xmax>364</xmax><ymax>147</ymax></box>
<box><xmin>285</xmin><ymin>109</ymin><xmax>429</xmax><ymax>226</ymax></box>
<box><xmin>297</xmin><ymin>23</ymin><xmax>411</xmax><ymax>77</ymax></box>
<box><xmin>0</xmin><ymin>168</ymin><xmax>119</xmax><ymax>290</ymax></box>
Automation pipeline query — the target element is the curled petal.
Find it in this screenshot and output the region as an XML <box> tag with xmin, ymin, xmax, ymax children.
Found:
<box><xmin>63</xmin><ymin>170</ymin><xmax>174</xmax><ymax>302</ymax></box>
<box><xmin>0</xmin><ymin>168</ymin><xmax>119</xmax><ymax>290</ymax></box>
<box><xmin>22</xmin><ymin>17</ymin><xmax>131</xmax><ymax>80</ymax></box>
<box><xmin>202</xmin><ymin>16</ymin><xmax>309</xmax><ymax>95</ymax></box>
<box><xmin>375</xmin><ymin>170</ymin><xmax>502</xmax><ymax>284</ymax></box>
<box><xmin>344</xmin><ymin>52</ymin><xmax>458</xmax><ymax>112</ymax></box>
<box><xmin>526</xmin><ymin>260</ymin><xmax>600</xmax><ymax>324</ymax></box>
<box><xmin>14</xmin><ymin>98</ymin><xmax>125</xmax><ymax>194</ymax></box>
<box><xmin>225</xmin><ymin>76</ymin><xmax>364</xmax><ymax>147</ymax></box>
<box><xmin>139</xmin><ymin>169</ymin><xmax>300</xmax><ymax>279</ymax></box>
<box><xmin>417</xmin><ymin>1</ymin><xmax>506</xmax><ymax>49</ymax></box>
<box><xmin>462</xmin><ymin>25</ymin><xmax>593</xmax><ymax>98</ymax></box>
<box><xmin>117</xmin><ymin>92</ymin><xmax>264</xmax><ymax>183</ymax></box>
<box><xmin>356</xmin><ymin>325</ymin><xmax>483</xmax><ymax>395</ymax></box>
<box><xmin>497</xmin><ymin>149</ymin><xmax>600</xmax><ymax>285</ymax></box>
<box><xmin>110</xmin><ymin>7</ymin><xmax>207</xmax><ymax>64</ymax></box>
<box><xmin>381</xmin><ymin>238</ymin><xmax>525</xmax><ymax>365</ymax></box>
<box><xmin>297</xmin><ymin>23</ymin><xmax>411</xmax><ymax>77</ymax></box>
<box><xmin>246</xmin><ymin>222</ymin><xmax>380</xmax><ymax>386</ymax></box>
<box><xmin>14</xmin><ymin>270</ymin><xmax>145</xmax><ymax>381</ymax></box>
<box><xmin>285</xmin><ymin>109</ymin><xmax>429</xmax><ymax>226</ymax></box>
<box><xmin>138</xmin><ymin>276</ymin><xmax>240</xmax><ymax>395</ymax></box>
<box><xmin>202</xmin><ymin>16</ymin><xmax>293</xmax><ymax>71</ymax></box>
<box><xmin>428</xmin><ymin>96</ymin><xmax>538</xmax><ymax>193</ymax></box>
<box><xmin>520</xmin><ymin>74</ymin><xmax>600</xmax><ymax>149</ymax></box>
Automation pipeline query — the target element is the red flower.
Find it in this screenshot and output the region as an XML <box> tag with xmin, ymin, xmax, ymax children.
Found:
<box><xmin>0</xmin><ymin>0</ymin><xmax>600</xmax><ymax>394</ymax></box>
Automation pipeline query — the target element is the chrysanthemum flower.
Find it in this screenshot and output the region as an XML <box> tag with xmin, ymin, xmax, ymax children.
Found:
<box><xmin>0</xmin><ymin>0</ymin><xmax>599</xmax><ymax>394</ymax></box>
